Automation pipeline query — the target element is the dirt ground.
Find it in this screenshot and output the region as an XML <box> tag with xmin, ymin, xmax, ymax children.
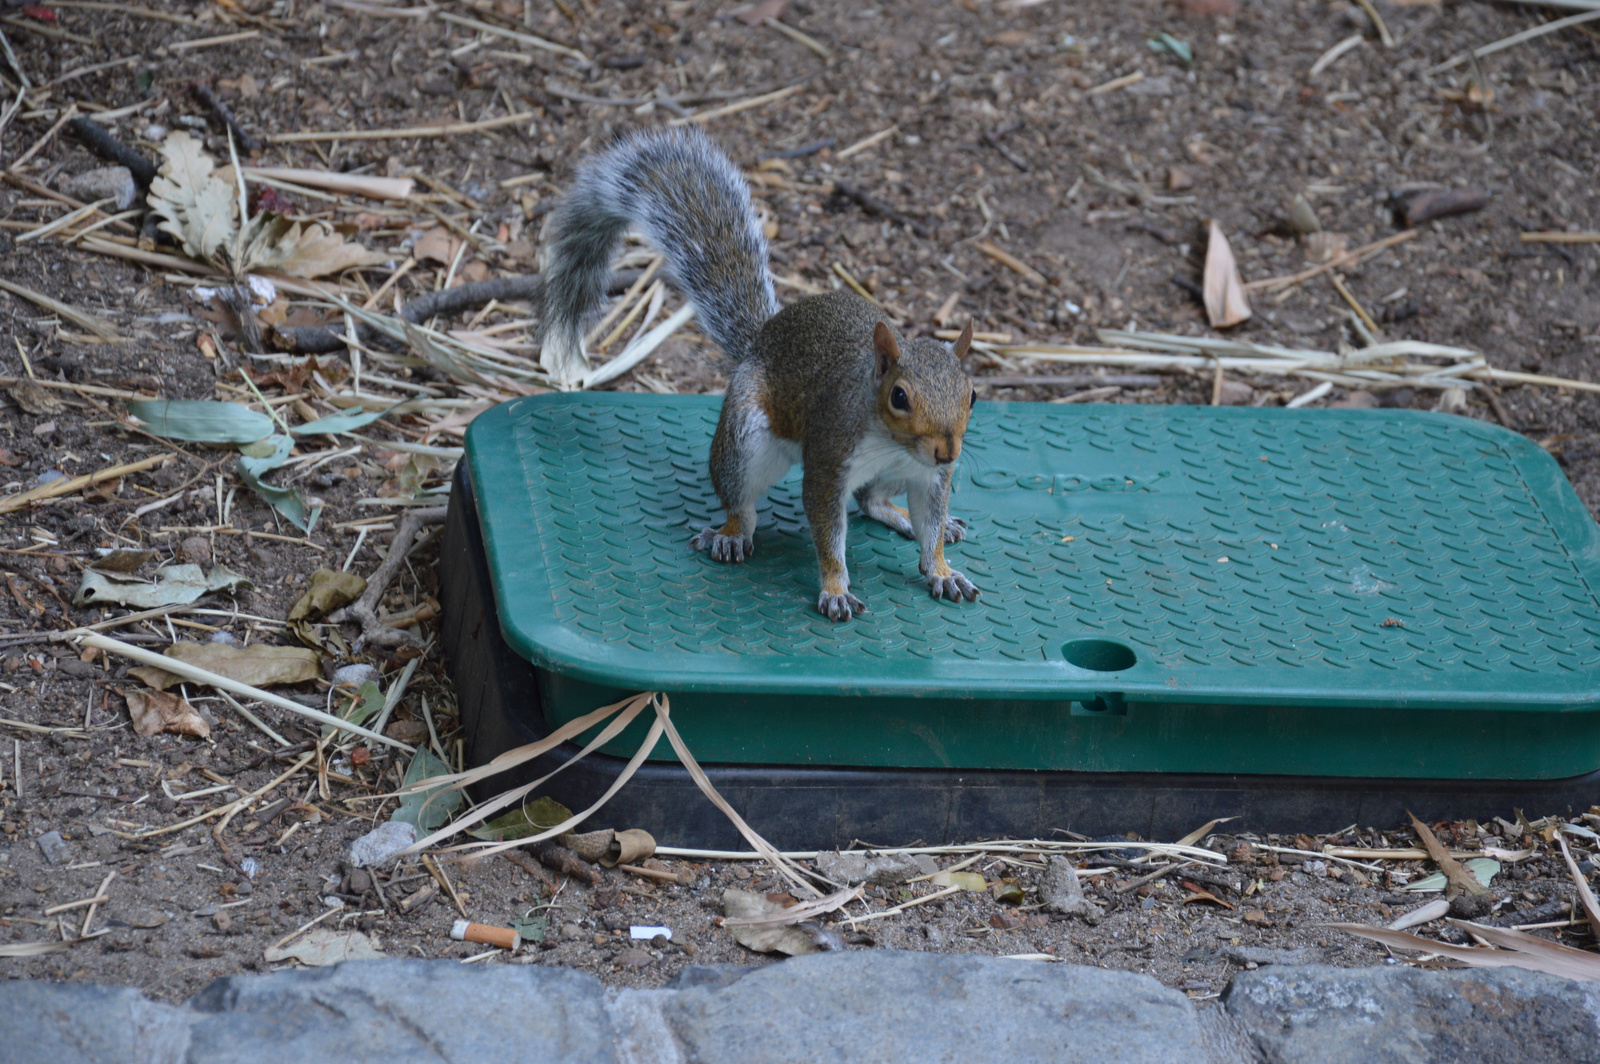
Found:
<box><xmin>1</xmin><ymin>0</ymin><xmax>1598</xmax><ymax>1004</ymax></box>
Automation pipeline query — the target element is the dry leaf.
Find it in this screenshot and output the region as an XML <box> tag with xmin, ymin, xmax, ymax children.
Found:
<box><xmin>89</xmin><ymin>549</ymin><xmax>159</xmax><ymax>574</ymax></box>
<box><xmin>1556</xmin><ymin>834</ymin><xmax>1600</xmax><ymax>942</ymax></box>
<box><xmin>930</xmin><ymin>871</ymin><xmax>988</xmax><ymax>892</ymax></box>
<box><xmin>263</xmin><ymin>928</ymin><xmax>383</xmax><ymax>966</ymax></box>
<box><xmin>7</xmin><ymin>379</ymin><xmax>63</xmax><ymax>416</ymax></box>
<box><xmin>287</xmin><ymin>569</ymin><xmax>367</xmax><ymax>623</ymax></box>
<box><xmin>240</xmin><ymin>213</ymin><xmax>389</xmax><ymax>278</ymax></box>
<box><xmin>722</xmin><ymin>889</ymin><xmax>819</xmax><ymax>955</ymax></box>
<box><xmin>602</xmin><ymin>828</ymin><xmax>656</xmax><ymax>868</ymax></box>
<box><xmin>148</xmin><ymin>131</ymin><xmax>236</xmax><ymax>263</ymax></box>
<box><xmin>128</xmin><ymin>642</ymin><xmax>320</xmax><ymax>691</ymax></box>
<box><xmin>1329</xmin><ymin>920</ymin><xmax>1600</xmax><ymax>983</ymax></box>
<box><xmin>413</xmin><ymin>226</ymin><xmax>462</xmax><ymax>266</ymax></box>
<box><xmin>727</xmin><ymin>0</ymin><xmax>786</xmax><ymax>26</ymax></box>
<box><xmin>1203</xmin><ymin>220</ymin><xmax>1252</xmax><ymax>328</ymax></box>
<box><xmin>124</xmin><ymin>688</ymin><xmax>211</xmax><ymax>739</ymax></box>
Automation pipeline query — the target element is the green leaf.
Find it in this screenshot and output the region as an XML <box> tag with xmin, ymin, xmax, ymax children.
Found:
<box><xmin>1148</xmin><ymin>32</ymin><xmax>1193</xmax><ymax>65</ymax></box>
<box><xmin>510</xmin><ymin>916</ymin><xmax>548</xmax><ymax>943</ymax></box>
<box><xmin>466</xmin><ymin>796</ymin><xmax>574</xmax><ymax>842</ymax></box>
<box><xmin>390</xmin><ymin>748</ymin><xmax>462</xmax><ymax>833</ymax></box>
<box><xmin>128</xmin><ymin>400</ymin><xmax>274</xmax><ymax>444</ymax></box>
<box><xmin>290</xmin><ymin>402</ymin><xmax>405</xmax><ymax>436</ymax></box>
<box><xmin>323</xmin><ymin>680</ymin><xmax>384</xmax><ymax>740</ymax></box>
<box><xmin>1403</xmin><ymin>857</ymin><xmax>1500</xmax><ymax>893</ymax></box>
<box><xmin>236</xmin><ymin>435</ymin><xmax>320</xmax><ymax>533</ymax></box>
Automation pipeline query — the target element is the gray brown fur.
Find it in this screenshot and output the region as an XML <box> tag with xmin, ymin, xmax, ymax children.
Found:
<box><xmin>541</xmin><ymin>130</ymin><xmax>979</xmax><ymax>619</ymax></box>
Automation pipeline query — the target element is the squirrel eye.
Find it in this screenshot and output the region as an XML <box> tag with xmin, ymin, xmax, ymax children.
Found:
<box><xmin>891</xmin><ymin>385</ymin><xmax>911</xmax><ymax>412</ymax></box>
<box><xmin>969</xmin><ymin>390</ymin><xmax>977</xmax><ymax>408</ymax></box>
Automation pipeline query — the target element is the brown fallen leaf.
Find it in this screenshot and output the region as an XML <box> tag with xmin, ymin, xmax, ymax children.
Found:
<box><xmin>89</xmin><ymin>549</ymin><xmax>160</xmax><ymax>574</ymax></box>
<box><xmin>7</xmin><ymin>379</ymin><xmax>63</xmax><ymax>416</ymax></box>
<box><xmin>721</xmin><ymin>889</ymin><xmax>819</xmax><ymax>955</ymax></box>
<box><xmin>1202</xmin><ymin>219</ymin><xmax>1252</xmax><ymax>328</ymax></box>
<box><xmin>1180</xmin><ymin>884</ymin><xmax>1235</xmax><ymax>909</ymax></box>
<box><xmin>124</xmin><ymin>688</ymin><xmax>211</xmax><ymax>739</ymax></box>
<box><xmin>1330</xmin><ymin>920</ymin><xmax>1600</xmax><ymax>983</ymax></box>
<box><xmin>601</xmin><ymin>828</ymin><xmax>656</xmax><ymax>868</ymax></box>
<box><xmin>413</xmin><ymin>225</ymin><xmax>462</xmax><ymax>266</ymax></box>
<box><xmin>128</xmin><ymin>642</ymin><xmax>320</xmax><ymax>691</ymax></box>
<box><xmin>287</xmin><ymin>569</ymin><xmax>366</xmax><ymax>646</ymax></box>
<box><xmin>262</xmin><ymin>928</ymin><xmax>383</xmax><ymax>966</ymax></box>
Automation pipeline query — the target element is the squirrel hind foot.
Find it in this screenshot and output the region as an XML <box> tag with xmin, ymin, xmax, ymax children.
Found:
<box><xmin>816</xmin><ymin>590</ymin><xmax>867</xmax><ymax>622</ymax></box>
<box><xmin>691</xmin><ymin>527</ymin><xmax>754</xmax><ymax>563</ymax></box>
<box><xmin>927</xmin><ymin>571</ymin><xmax>980</xmax><ymax>602</ymax></box>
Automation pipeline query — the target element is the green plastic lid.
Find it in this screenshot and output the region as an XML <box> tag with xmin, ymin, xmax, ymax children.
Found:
<box><xmin>462</xmin><ymin>394</ymin><xmax>1600</xmax><ymax>778</ymax></box>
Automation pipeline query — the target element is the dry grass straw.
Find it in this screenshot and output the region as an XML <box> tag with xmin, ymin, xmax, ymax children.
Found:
<box><xmin>997</xmin><ymin>327</ymin><xmax>1600</xmax><ymax>396</ymax></box>
<box><xmin>667</xmin><ymin>83</ymin><xmax>805</xmax><ymax>127</ymax></box>
<box><xmin>267</xmin><ymin>112</ymin><xmax>533</xmax><ymax>144</ymax></box>
<box><xmin>395</xmin><ymin>693</ymin><xmax>824</xmax><ymax>898</ymax></box>
<box><xmin>0</xmin><ymin>276</ymin><xmax>121</xmax><ymax>340</ymax></box>
<box><xmin>1331</xmin><ymin>919</ymin><xmax>1600</xmax><ymax>982</ymax></box>
<box><xmin>77</xmin><ymin>633</ymin><xmax>412</xmax><ymax>752</ymax></box>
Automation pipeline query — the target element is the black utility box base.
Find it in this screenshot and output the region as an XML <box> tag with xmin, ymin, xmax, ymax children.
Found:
<box><xmin>441</xmin><ymin>464</ymin><xmax>1599</xmax><ymax>849</ymax></box>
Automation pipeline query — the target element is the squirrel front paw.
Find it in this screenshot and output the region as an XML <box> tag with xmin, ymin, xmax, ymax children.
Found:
<box><xmin>927</xmin><ymin>570</ymin><xmax>980</xmax><ymax>602</ymax></box>
<box><xmin>691</xmin><ymin>527</ymin><xmax>754</xmax><ymax>563</ymax></box>
<box><xmin>816</xmin><ymin>590</ymin><xmax>867</xmax><ymax>622</ymax></box>
<box><xmin>942</xmin><ymin>515</ymin><xmax>968</xmax><ymax>544</ymax></box>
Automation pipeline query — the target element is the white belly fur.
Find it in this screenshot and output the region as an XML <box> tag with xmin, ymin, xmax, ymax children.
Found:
<box><xmin>843</xmin><ymin>424</ymin><xmax>935</xmax><ymax>496</ymax></box>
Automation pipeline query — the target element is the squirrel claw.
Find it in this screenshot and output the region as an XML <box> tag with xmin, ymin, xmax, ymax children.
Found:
<box><xmin>692</xmin><ymin>528</ymin><xmax>754</xmax><ymax>563</ymax></box>
<box><xmin>928</xmin><ymin>571</ymin><xmax>980</xmax><ymax>602</ymax></box>
<box><xmin>816</xmin><ymin>590</ymin><xmax>867</xmax><ymax>622</ymax></box>
<box><xmin>943</xmin><ymin>516</ymin><xmax>968</xmax><ymax>545</ymax></box>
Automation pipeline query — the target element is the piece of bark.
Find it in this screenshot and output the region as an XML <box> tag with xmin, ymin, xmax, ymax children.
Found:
<box><xmin>504</xmin><ymin>849</ymin><xmax>558</xmax><ymax>892</ymax></box>
<box><xmin>528</xmin><ymin>840</ymin><xmax>600</xmax><ymax>886</ymax></box>
<box><xmin>1392</xmin><ymin>188</ymin><xmax>1489</xmax><ymax>227</ymax></box>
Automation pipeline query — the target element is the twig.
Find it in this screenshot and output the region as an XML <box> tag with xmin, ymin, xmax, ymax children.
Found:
<box><xmin>1244</xmin><ymin>230</ymin><xmax>1418</xmax><ymax>292</ymax></box>
<box><xmin>65</xmin><ymin>117</ymin><xmax>159</xmax><ymax>187</ymax></box>
<box><xmin>190</xmin><ymin>81</ymin><xmax>262</xmax><ymax>155</ymax></box>
<box><xmin>666</xmin><ymin>84</ymin><xmax>805</xmax><ymax>127</ymax></box>
<box><xmin>982</xmin><ymin>125</ymin><xmax>1030</xmax><ymax>172</ymax></box>
<box><xmin>1427</xmin><ymin>8</ymin><xmax>1600</xmax><ymax>75</ymax></box>
<box><xmin>1520</xmin><ymin>231</ymin><xmax>1600</xmax><ymax>244</ymax></box>
<box><xmin>436</xmin><ymin>11</ymin><xmax>589</xmax><ymax>63</ymax></box>
<box><xmin>977</xmin><ymin>241</ymin><xmax>1047</xmax><ymax>287</ymax></box>
<box><xmin>830</xmin><ymin>181</ymin><xmax>929</xmax><ymax>238</ymax></box>
<box><xmin>0</xmin><ymin>453</ymin><xmax>168</xmax><ymax>515</ymax></box>
<box><xmin>764</xmin><ymin>17</ymin><xmax>832</xmax><ymax>60</ymax></box>
<box><xmin>837</xmin><ymin>125</ymin><xmax>898</xmax><ymax>160</ymax></box>
<box><xmin>329</xmin><ymin>507</ymin><xmax>449</xmax><ymax>649</ymax></box>
<box><xmin>267</xmin><ymin>112</ymin><xmax>534</xmax><ymax>144</ymax></box>
<box><xmin>1352</xmin><ymin>0</ymin><xmax>1395</xmax><ymax>47</ymax></box>
<box><xmin>765</xmin><ymin>138</ymin><xmax>835</xmax><ymax>160</ymax></box>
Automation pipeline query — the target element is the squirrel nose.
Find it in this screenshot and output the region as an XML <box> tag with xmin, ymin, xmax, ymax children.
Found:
<box><xmin>934</xmin><ymin>437</ymin><xmax>960</xmax><ymax>464</ymax></box>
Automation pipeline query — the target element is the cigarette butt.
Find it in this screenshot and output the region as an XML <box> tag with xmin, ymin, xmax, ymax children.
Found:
<box><xmin>450</xmin><ymin>919</ymin><xmax>520</xmax><ymax>951</ymax></box>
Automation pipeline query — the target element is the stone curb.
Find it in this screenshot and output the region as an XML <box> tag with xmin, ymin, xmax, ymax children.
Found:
<box><xmin>4</xmin><ymin>954</ymin><xmax>1597</xmax><ymax>1064</ymax></box>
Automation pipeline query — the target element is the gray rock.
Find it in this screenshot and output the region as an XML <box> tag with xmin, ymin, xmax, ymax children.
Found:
<box><xmin>0</xmin><ymin>981</ymin><xmax>190</xmax><ymax>1064</ymax></box>
<box><xmin>662</xmin><ymin>951</ymin><xmax>1229</xmax><ymax>1064</ymax></box>
<box><xmin>185</xmin><ymin>959</ymin><xmax>616</xmax><ymax>1064</ymax></box>
<box><xmin>1040</xmin><ymin>856</ymin><xmax>1103</xmax><ymax>923</ymax></box>
<box><xmin>59</xmin><ymin>166</ymin><xmax>138</xmax><ymax>210</ymax></box>
<box><xmin>346</xmin><ymin>820</ymin><xmax>415</xmax><ymax>868</ymax></box>
<box><xmin>813</xmin><ymin>850</ymin><xmax>922</xmax><ymax>886</ymax></box>
<box><xmin>1224</xmin><ymin>964</ymin><xmax>1600</xmax><ymax>1064</ymax></box>
<box><xmin>36</xmin><ymin>830</ymin><xmax>72</xmax><ymax>866</ymax></box>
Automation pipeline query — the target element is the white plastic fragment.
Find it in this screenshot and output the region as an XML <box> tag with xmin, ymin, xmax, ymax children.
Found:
<box><xmin>630</xmin><ymin>926</ymin><xmax>672</xmax><ymax>941</ymax></box>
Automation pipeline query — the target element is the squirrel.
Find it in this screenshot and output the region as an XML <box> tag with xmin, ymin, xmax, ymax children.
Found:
<box><xmin>539</xmin><ymin>128</ymin><xmax>979</xmax><ymax>622</ymax></box>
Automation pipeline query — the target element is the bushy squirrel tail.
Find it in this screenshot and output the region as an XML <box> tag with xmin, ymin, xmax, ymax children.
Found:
<box><xmin>538</xmin><ymin>128</ymin><xmax>779</xmax><ymax>380</ymax></box>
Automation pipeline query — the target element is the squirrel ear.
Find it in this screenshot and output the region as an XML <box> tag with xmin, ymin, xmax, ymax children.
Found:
<box><xmin>873</xmin><ymin>320</ymin><xmax>901</xmax><ymax>376</ymax></box>
<box><xmin>951</xmin><ymin>320</ymin><xmax>974</xmax><ymax>360</ymax></box>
